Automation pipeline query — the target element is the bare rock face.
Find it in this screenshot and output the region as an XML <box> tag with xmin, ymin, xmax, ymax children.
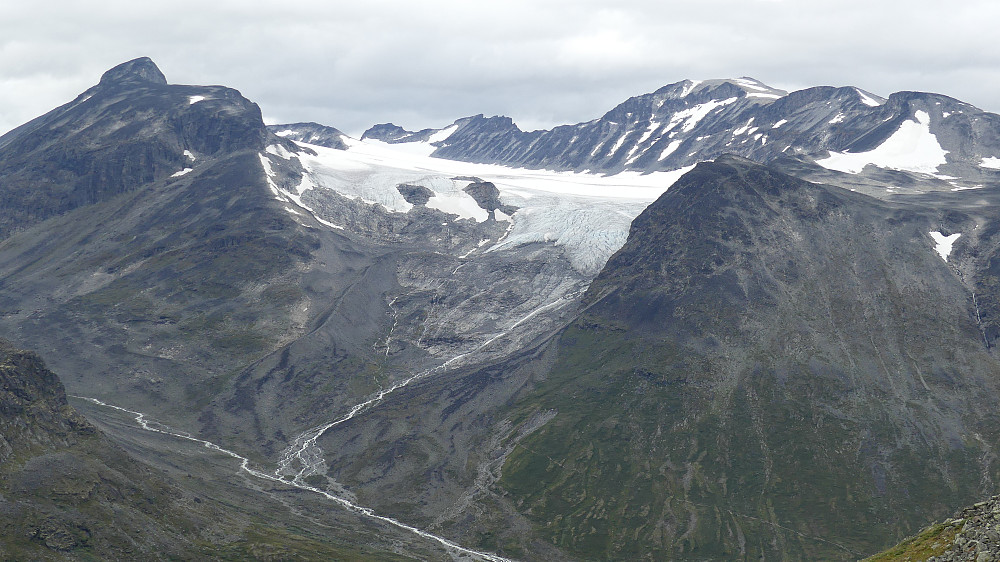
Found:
<box><xmin>0</xmin><ymin>340</ymin><xmax>95</xmax><ymax>463</ymax></box>
<box><xmin>97</xmin><ymin>56</ymin><xmax>168</xmax><ymax>87</ymax></box>
<box><xmin>0</xmin><ymin>56</ymin><xmax>271</xmax><ymax>238</ymax></box>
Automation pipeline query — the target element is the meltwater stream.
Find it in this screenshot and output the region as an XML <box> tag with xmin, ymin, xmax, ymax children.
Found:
<box><xmin>76</xmin><ymin>292</ymin><xmax>581</xmax><ymax>561</ymax></box>
<box><xmin>78</xmin><ymin>396</ymin><xmax>512</xmax><ymax>562</ymax></box>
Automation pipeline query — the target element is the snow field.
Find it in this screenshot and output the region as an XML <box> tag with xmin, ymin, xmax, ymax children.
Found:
<box><xmin>817</xmin><ymin>111</ymin><xmax>948</xmax><ymax>175</ymax></box>
<box><xmin>280</xmin><ymin>137</ymin><xmax>692</xmax><ymax>274</ymax></box>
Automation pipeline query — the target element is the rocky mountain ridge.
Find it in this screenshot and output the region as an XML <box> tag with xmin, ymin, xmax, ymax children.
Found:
<box><xmin>867</xmin><ymin>494</ymin><xmax>1000</xmax><ymax>561</ymax></box>
<box><xmin>5</xmin><ymin>57</ymin><xmax>1000</xmax><ymax>560</ymax></box>
<box><xmin>301</xmin><ymin>76</ymin><xmax>1000</xmax><ymax>195</ymax></box>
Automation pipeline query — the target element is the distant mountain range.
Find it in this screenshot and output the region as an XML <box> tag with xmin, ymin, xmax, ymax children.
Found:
<box><xmin>3</xmin><ymin>57</ymin><xmax>1000</xmax><ymax>560</ymax></box>
<box><xmin>275</xmin><ymin>75</ymin><xmax>1000</xmax><ymax>192</ymax></box>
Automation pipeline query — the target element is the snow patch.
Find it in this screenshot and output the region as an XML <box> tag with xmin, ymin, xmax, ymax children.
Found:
<box><xmin>733</xmin><ymin>118</ymin><xmax>755</xmax><ymax>136</ymax></box>
<box><xmin>666</xmin><ymin>97</ymin><xmax>738</xmax><ymax>134</ymax></box>
<box><xmin>829</xmin><ymin>113</ymin><xmax>846</xmax><ymax>124</ymax></box>
<box><xmin>930</xmin><ymin>231</ymin><xmax>960</xmax><ymax>261</ymax></box>
<box><xmin>607</xmin><ymin>133</ymin><xmax>630</xmax><ymax>156</ymax></box>
<box><xmin>679</xmin><ymin>80</ymin><xmax>702</xmax><ymax>97</ymax></box>
<box><xmin>629</xmin><ymin>121</ymin><xmax>661</xmax><ymax>155</ymax></box>
<box><xmin>658</xmin><ymin>139</ymin><xmax>682</xmax><ymax>161</ymax></box>
<box><xmin>188</xmin><ymin>95</ymin><xmax>206</xmax><ymax>105</ymax></box>
<box><xmin>266</xmin><ymin>144</ymin><xmax>295</xmax><ymax>160</ymax></box>
<box><xmin>772</xmin><ymin>119</ymin><xmax>788</xmax><ymax>128</ymax></box>
<box><xmin>184</xmin><ymin>150</ymin><xmax>196</xmax><ymax>161</ymax></box>
<box><xmin>856</xmin><ymin>88</ymin><xmax>884</xmax><ymax>107</ymax></box>
<box><xmin>171</xmin><ymin>168</ymin><xmax>193</xmax><ymax>177</ymax></box>
<box><xmin>427</xmin><ymin>124</ymin><xmax>459</xmax><ymax>144</ymax></box>
<box><xmin>816</xmin><ymin>111</ymin><xmax>948</xmax><ymax>175</ymax></box>
<box><xmin>981</xmin><ymin>157</ymin><xmax>1000</xmax><ymax>169</ymax></box>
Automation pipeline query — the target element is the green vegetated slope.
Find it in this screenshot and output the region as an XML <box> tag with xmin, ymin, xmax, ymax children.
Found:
<box><xmin>498</xmin><ymin>157</ymin><xmax>1000</xmax><ymax>559</ymax></box>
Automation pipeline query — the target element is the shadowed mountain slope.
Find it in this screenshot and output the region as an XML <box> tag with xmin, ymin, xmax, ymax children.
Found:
<box><xmin>491</xmin><ymin>156</ymin><xmax>1000</xmax><ymax>559</ymax></box>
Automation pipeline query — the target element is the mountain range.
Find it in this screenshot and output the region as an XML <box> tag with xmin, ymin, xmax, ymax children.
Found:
<box><xmin>3</xmin><ymin>56</ymin><xmax>1000</xmax><ymax>560</ymax></box>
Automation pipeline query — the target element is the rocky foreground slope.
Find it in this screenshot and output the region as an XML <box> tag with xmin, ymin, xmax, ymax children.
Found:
<box><xmin>0</xmin><ymin>337</ymin><xmax>436</xmax><ymax>560</ymax></box>
<box><xmin>866</xmin><ymin>495</ymin><xmax>1000</xmax><ymax>561</ymax></box>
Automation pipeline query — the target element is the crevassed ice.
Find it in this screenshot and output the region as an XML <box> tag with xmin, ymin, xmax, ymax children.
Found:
<box><xmin>816</xmin><ymin>111</ymin><xmax>948</xmax><ymax>175</ymax></box>
<box><xmin>285</xmin><ymin>137</ymin><xmax>693</xmax><ymax>274</ymax></box>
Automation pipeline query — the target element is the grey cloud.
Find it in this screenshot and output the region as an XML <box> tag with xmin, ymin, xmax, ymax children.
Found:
<box><xmin>3</xmin><ymin>0</ymin><xmax>1000</xmax><ymax>137</ymax></box>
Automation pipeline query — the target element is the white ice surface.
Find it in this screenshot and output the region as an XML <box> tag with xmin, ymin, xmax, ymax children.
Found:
<box><xmin>816</xmin><ymin>111</ymin><xmax>948</xmax><ymax>175</ymax></box>
<box><xmin>288</xmin><ymin>137</ymin><xmax>693</xmax><ymax>274</ymax></box>
<box><xmin>930</xmin><ymin>231</ymin><xmax>961</xmax><ymax>261</ymax></box>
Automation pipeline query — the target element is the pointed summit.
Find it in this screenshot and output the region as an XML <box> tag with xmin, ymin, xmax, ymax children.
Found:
<box><xmin>98</xmin><ymin>56</ymin><xmax>167</xmax><ymax>88</ymax></box>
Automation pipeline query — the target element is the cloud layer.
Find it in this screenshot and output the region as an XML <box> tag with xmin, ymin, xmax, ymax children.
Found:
<box><xmin>3</xmin><ymin>1</ymin><xmax>1000</xmax><ymax>136</ymax></box>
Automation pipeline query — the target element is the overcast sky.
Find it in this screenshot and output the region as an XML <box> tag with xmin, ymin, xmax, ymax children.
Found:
<box><xmin>3</xmin><ymin>1</ymin><xmax>1000</xmax><ymax>137</ymax></box>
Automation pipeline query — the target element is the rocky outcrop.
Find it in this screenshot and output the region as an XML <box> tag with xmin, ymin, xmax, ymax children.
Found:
<box><xmin>269</xmin><ymin>121</ymin><xmax>349</xmax><ymax>150</ymax></box>
<box><xmin>0</xmin><ymin>341</ymin><xmax>197</xmax><ymax>558</ymax></box>
<box><xmin>867</xmin><ymin>495</ymin><xmax>1000</xmax><ymax>561</ymax></box>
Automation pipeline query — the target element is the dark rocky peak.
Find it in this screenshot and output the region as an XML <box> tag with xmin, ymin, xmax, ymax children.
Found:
<box><xmin>652</xmin><ymin>77</ymin><xmax>786</xmax><ymax>102</ymax></box>
<box><xmin>643</xmin><ymin>154</ymin><xmax>836</xmax><ymax>219</ymax></box>
<box><xmin>589</xmin><ymin>155</ymin><xmax>851</xmax><ymax>306</ymax></box>
<box><xmin>268</xmin><ymin>122</ymin><xmax>349</xmax><ymax>150</ymax></box>
<box><xmin>362</xmin><ymin>122</ymin><xmax>411</xmax><ymax>142</ymax></box>
<box><xmin>0</xmin><ymin>58</ymin><xmax>274</xmax><ymax>238</ymax></box>
<box><xmin>0</xmin><ymin>340</ymin><xmax>94</xmax><ymax>461</ymax></box>
<box><xmin>653</xmin><ymin>78</ymin><xmax>700</xmax><ymax>98</ymax></box>
<box><xmin>362</xmin><ymin>122</ymin><xmax>436</xmax><ymax>143</ymax></box>
<box><xmin>452</xmin><ymin>114</ymin><xmax>520</xmax><ymax>134</ymax></box>
<box><xmin>97</xmin><ymin>56</ymin><xmax>168</xmax><ymax>89</ymax></box>
<box><xmin>776</xmin><ymin>85</ymin><xmax>882</xmax><ymax>110</ymax></box>
<box><xmin>600</xmin><ymin>78</ymin><xmax>784</xmax><ymax>126</ymax></box>
<box><xmin>698</xmin><ymin>77</ymin><xmax>784</xmax><ymax>100</ymax></box>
